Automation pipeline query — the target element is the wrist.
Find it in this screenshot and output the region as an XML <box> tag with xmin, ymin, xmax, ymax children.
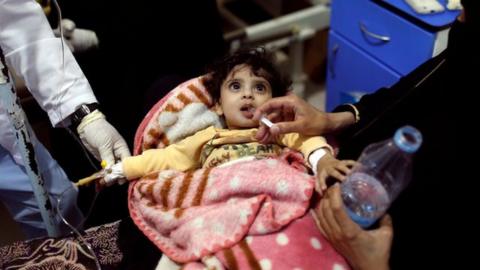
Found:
<box><xmin>333</xmin><ymin>104</ymin><xmax>360</xmax><ymax>121</ymax></box>
<box><xmin>316</xmin><ymin>152</ymin><xmax>335</xmax><ymax>171</ymax></box>
<box><xmin>327</xmin><ymin>112</ymin><xmax>356</xmax><ymax>133</ymax></box>
<box><xmin>331</xmin><ymin>104</ymin><xmax>359</xmax><ymax>126</ymax></box>
<box><xmin>71</xmin><ymin>102</ymin><xmax>100</xmax><ymax>127</ymax></box>
<box><xmin>76</xmin><ymin>109</ymin><xmax>105</xmax><ymax>133</ymax></box>
<box><xmin>309</xmin><ymin>148</ymin><xmax>328</xmax><ymax>174</ymax></box>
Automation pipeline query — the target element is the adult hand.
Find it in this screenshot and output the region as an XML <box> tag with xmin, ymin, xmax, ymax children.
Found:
<box><xmin>253</xmin><ymin>95</ymin><xmax>331</xmax><ymax>143</ymax></box>
<box><xmin>253</xmin><ymin>95</ymin><xmax>357</xmax><ymax>144</ymax></box>
<box><xmin>53</xmin><ymin>19</ymin><xmax>99</xmax><ymax>53</ymax></box>
<box><xmin>77</xmin><ymin>110</ymin><xmax>131</xmax><ymax>166</ymax></box>
<box><xmin>315</xmin><ymin>184</ymin><xmax>393</xmax><ymax>270</ymax></box>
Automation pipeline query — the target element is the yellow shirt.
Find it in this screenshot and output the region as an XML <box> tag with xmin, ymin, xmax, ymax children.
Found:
<box><xmin>123</xmin><ymin>126</ymin><xmax>332</xmax><ymax>179</ymax></box>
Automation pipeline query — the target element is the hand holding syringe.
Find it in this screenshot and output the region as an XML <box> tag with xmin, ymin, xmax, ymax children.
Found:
<box><xmin>248</xmin><ymin>107</ymin><xmax>275</xmax><ymax>129</ymax></box>
<box><xmin>259</xmin><ymin>115</ymin><xmax>274</xmax><ymax>128</ymax></box>
<box><xmin>250</xmin><ymin>107</ymin><xmax>282</xmax><ymax>144</ymax></box>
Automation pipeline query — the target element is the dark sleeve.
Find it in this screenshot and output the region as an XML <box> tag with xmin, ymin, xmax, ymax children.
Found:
<box><xmin>338</xmin><ymin>51</ymin><xmax>446</xmax><ymax>139</ymax></box>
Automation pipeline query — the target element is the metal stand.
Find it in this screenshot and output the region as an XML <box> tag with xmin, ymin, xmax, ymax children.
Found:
<box><xmin>0</xmin><ymin>53</ymin><xmax>60</xmax><ymax>237</ymax></box>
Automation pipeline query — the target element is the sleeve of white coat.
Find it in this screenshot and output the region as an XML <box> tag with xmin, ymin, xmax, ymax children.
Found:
<box><xmin>0</xmin><ymin>0</ymin><xmax>97</xmax><ymax>126</ymax></box>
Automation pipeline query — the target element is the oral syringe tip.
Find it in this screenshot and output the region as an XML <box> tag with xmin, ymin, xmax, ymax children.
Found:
<box><xmin>260</xmin><ymin>116</ymin><xmax>274</xmax><ymax>128</ymax></box>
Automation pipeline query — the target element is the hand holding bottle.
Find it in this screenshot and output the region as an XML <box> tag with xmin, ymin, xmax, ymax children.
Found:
<box><xmin>341</xmin><ymin>126</ymin><xmax>423</xmax><ymax>228</ymax></box>
<box><xmin>315</xmin><ymin>184</ymin><xmax>393</xmax><ymax>270</ymax></box>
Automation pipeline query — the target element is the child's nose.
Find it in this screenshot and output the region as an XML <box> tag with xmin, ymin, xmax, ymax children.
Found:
<box><xmin>242</xmin><ymin>88</ymin><xmax>253</xmax><ymax>99</ymax></box>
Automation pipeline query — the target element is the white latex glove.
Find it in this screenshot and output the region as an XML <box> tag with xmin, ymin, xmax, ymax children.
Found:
<box><xmin>77</xmin><ymin>110</ymin><xmax>131</xmax><ymax>166</ymax></box>
<box><xmin>102</xmin><ymin>162</ymin><xmax>127</xmax><ymax>186</ymax></box>
<box><xmin>53</xmin><ymin>19</ymin><xmax>99</xmax><ymax>53</ymax></box>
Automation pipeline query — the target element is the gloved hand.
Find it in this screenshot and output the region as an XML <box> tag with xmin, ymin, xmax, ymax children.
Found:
<box><xmin>101</xmin><ymin>162</ymin><xmax>127</xmax><ymax>186</ymax></box>
<box><xmin>53</xmin><ymin>19</ymin><xmax>99</xmax><ymax>53</ymax></box>
<box><xmin>77</xmin><ymin>110</ymin><xmax>131</xmax><ymax>166</ymax></box>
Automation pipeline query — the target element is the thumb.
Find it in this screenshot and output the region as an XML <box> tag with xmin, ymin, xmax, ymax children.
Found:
<box><xmin>273</xmin><ymin>121</ymin><xmax>302</xmax><ymax>135</ymax></box>
<box><xmin>255</xmin><ymin>125</ymin><xmax>269</xmax><ymax>140</ymax></box>
<box><xmin>377</xmin><ymin>214</ymin><xmax>393</xmax><ymax>236</ymax></box>
<box><xmin>379</xmin><ymin>214</ymin><xmax>393</xmax><ymax>227</ymax></box>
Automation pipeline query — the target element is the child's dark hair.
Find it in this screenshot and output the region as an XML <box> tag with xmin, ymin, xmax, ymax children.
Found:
<box><xmin>203</xmin><ymin>48</ymin><xmax>291</xmax><ymax>102</ymax></box>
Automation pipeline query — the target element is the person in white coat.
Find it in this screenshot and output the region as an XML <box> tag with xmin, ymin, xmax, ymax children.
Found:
<box><xmin>0</xmin><ymin>0</ymin><xmax>131</xmax><ymax>238</ymax></box>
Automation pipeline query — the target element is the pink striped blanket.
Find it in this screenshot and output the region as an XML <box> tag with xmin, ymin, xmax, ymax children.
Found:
<box><xmin>128</xmin><ymin>153</ymin><xmax>349</xmax><ymax>269</ymax></box>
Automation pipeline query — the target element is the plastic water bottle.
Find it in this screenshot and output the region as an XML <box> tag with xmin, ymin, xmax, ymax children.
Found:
<box><xmin>341</xmin><ymin>125</ymin><xmax>423</xmax><ymax>228</ymax></box>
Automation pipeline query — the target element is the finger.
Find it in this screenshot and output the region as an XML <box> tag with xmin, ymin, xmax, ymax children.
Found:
<box><xmin>322</xmin><ymin>187</ymin><xmax>343</xmax><ymax>236</ymax></box>
<box><xmin>328</xmin><ymin>169</ymin><xmax>347</xmax><ymax>182</ymax></box>
<box><xmin>329</xmin><ymin>184</ymin><xmax>360</xmax><ymax>233</ymax></box>
<box><xmin>282</xmin><ymin>108</ymin><xmax>295</xmax><ymax>123</ymax></box>
<box><xmin>255</xmin><ymin>125</ymin><xmax>269</xmax><ymax>141</ymax></box>
<box><xmin>317</xmin><ymin>198</ymin><xmax>333</xmax><ymax>240</ymax></box>
<box><xmin>314</xmin><ymin>180</ymin><xmax>322</xmax><ymax>195</ymax></box>
<box><xmin>344</xmin><ymin>160</ymin><xmax>358</xmax><ymax>168</ymax></box>
<box><xmin>273</xmin><ymin>121</ymin><xmax>302</xmax><ymax>135</ymax></box>
<box><xmin>264</xmin><ymin>132</ymin><xmax>278</xmax><ymax>144</ymax></box>
<box><xmin>253</xmin><ymin>96</ymin><xmax>293</xmax><ymax>120</ymax></box>
<box><xmin>115</xmin><ymin>141</ymin><xmax>131</xmax><ymax>161</ymax></box>
<box><xmin>315</xmin><ymin>173</ymin><xmax>325</xmax><ymax>195</ymax></box>
<box><xmin>266</xmin><ymin>111</ymin><xmax>281</xmax><ymax>123</ymax></box>
<box><xmin>336</xmin><ymin>163</ymin><xmax>353</xmax><ymax>177</ymax></box>
<box><xmin>269</xmin><ymin>124</ymin><xmax>281</xmax><ymax>137</ymax></box>
<box><xmin>318</xmin><ymin>171</ymin><xmax>329</xmax><ymax>192</ymax></box>
<box><xmin>378</xmin><ymin>214</ymin><xmax>393</xmax><ymax>236</ymax></box>
<box><xmin>87</xmin><ymin>146</ymin><xmax>101</xmax><ymax>161</ymax></box>
<box><xmin>257</xmin><ymin>127</ymin><xmax>272</xmax><ymax>144</ymax></box>
<box><xmin>312</xmin><ymin>206</ymin><xmax>326</xmax><ymax>237</ymax></box>
<box><xmin>79</xmin><ymin>135</ymin><xmax>101</xmax><ymax>161</ymax></box>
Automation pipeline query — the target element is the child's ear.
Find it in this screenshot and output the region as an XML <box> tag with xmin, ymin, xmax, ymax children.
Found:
<box><xmin>213</xmin><ymin>102</ymin><xmax>223</xmax><ymax>116</ymax></box>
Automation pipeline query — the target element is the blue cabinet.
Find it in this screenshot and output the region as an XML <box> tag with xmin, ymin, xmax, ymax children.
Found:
<box><xmin>326</xmin><ymin>31</ymin><xmax>401</xmax><ymax>108</ymax></box>
<box><xmin>326</xmin><ymin>0</ymin><xmax>459</xmax><ymax>111</ymax></box>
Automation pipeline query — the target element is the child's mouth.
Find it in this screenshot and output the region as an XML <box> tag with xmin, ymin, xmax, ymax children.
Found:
<box><xmin>241</xmin><ymin>105</ymin><xmax>254</xmax><ymax>119</ymax></box>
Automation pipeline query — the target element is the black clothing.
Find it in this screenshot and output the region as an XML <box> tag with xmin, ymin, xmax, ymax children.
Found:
<box><xmin>336</xmin><ymin>20</ymin><xmax>475</xmax><ymax>269</ymax></box>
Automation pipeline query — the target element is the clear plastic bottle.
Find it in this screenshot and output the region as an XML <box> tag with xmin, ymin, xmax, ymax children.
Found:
<box><xmin>341</xmin><ymin>125</ymin><xmax>423</xmax><ymax>228</ymax></box>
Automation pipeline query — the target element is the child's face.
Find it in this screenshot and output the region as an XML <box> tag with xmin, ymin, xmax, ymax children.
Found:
<box><xmin>215</xmin><ymin>64</ymin><xmax>273</xmax><ymax>129</ymax></box>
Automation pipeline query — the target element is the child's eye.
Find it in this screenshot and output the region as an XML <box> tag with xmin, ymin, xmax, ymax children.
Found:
<box><xmin>255</xmin><ymin>84</ymin><xmax>266</xmax><ymax>92</ymax></box>
<box><xmin>229</xmin><ymin>82</ymin><xmax>241</xmax><ymax>91</ymax></box>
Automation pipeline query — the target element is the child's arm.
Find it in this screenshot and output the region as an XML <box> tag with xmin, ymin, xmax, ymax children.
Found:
<box><xmin>277</xmin><ymin>133</ymin><xmax>334</xmax><ymax>161</ymax></box>
<box><xmin>274</xmin><ymin>132</ymin><xmax>355</xmax><ymax>193</ymax></box>
<box><xmin>100</xmin><ymin>127</ymin><xmax>218</xmax><ymax>186</ymax></box>
<box><xmin>314</xmin><ymin>152</ymin><xmax>356</xmax><ymax>194</ymax></box>
<box><xmin>100</xmin><ymin>147</ymin><xmax>199</xmax><ymax>186</ymax></box>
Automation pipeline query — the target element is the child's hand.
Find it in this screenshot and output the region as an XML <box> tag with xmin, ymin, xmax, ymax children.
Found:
<box><xmin>99</xmin><ymin>162</ymin><xmax>128</xmax><ymax>187</ymax></box>
<box><xmin>316</xmin><ymin>155</ymin><xmax>357</xmax><ymax>194</ymax></box>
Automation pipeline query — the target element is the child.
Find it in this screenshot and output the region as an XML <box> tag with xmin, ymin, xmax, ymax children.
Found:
<box><xmin>104</xmin><ymin>48</ymin><xmax>353</xmax><ymax>268</ymax></box>
<box><xmin>102</xmin><ymin>48</ymin><xmax>355</xmax><ymax>192</ymax></box>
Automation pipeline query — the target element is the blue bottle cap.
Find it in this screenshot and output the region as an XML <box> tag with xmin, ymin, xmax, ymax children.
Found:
<box><xmin>394</xmin><ymin>125</ymin><xmax>423</xmax><ymax>153</ymax></box>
